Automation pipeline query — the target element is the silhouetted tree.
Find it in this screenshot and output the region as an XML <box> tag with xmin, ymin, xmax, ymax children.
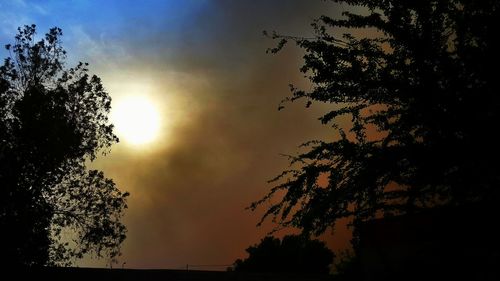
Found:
<box><xmin>253</xmin><ymin>1</ymin><xmax>500</xmax><ymax>241</ymax></box>
<box><xmin>0</xmin><ymin>25</ymin><xmax>128</xmax><ymax>267</ymax></box>
<box><xmin>331</xmin><ymin>250</ymin><xmax>361</xmax><ymax>280</ymax></box>
<box><xmin>234</xmin><ymin>235</ymin><xmax>333</xmax><ymax>274</ymax></box>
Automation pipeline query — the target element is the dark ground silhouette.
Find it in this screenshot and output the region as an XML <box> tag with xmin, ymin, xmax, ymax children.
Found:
<box><xmin>356</xmin><ymin>204</ymin><xmax>500</xmax><ymax>280</ymax></box>
<box><xmin>17</xmin><ymin>267</ymin><xmax>335</xmax><ymax>281</ymax></box>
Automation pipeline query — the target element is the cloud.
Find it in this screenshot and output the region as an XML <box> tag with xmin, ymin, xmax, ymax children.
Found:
<box><xmin>11</xmin><ymin>0</ymin><xmax>27</xmax><ymax>7</ymax></box>
<box><xmin>66</xmin><ymin>25</ymin><xmax>131</xmax><ymax>68</ymax></box>
<box><xmin>2</xmin><ymin>0</ymin><xmax>351</xmax><ymax>268</ymax></box>
<box><xmin>83</xmin><ymin>0</ymin><xmax>349</xmax><ymax>269</ymax></box>
<box><xmin>32</xmin><ymin>4</ymin><xmax>48</xmax><ymax>15</ymax></box>
<box><xmin>0</xmin><ymin>7</ymin><xmax>32</xmax><ymax>38</ymax></box>
<box><xmin>0</xmin><ymin>1</ymin><xmax>48</xmax><ymax>40</ymax></box>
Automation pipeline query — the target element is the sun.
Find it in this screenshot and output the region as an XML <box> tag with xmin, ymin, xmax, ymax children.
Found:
<box><xmin>111</xmin><ymin>95</ymin><xmax>161</xmax><ymax>146</ymax></box>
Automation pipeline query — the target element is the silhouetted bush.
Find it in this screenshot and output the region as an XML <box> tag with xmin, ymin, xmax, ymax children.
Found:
<box><xmin>234</xmin><ymin>235</ymin><xmax>333</xmax><ymax>274</ymax></box>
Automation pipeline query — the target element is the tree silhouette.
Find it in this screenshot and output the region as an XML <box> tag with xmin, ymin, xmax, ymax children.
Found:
<box><xmin>253</xmin><ymin>1</ymin><xmax>500</xmax><ymax>240</ymax></box>
<box><xmin>234</xmin><ymin>235</ymin><xmax>333</xmax><ymax>274</ymax></box>
<box><xmin>0</xmin><ymin>25</ymin><xmax>128</xmax><ymax>267</ymax></box>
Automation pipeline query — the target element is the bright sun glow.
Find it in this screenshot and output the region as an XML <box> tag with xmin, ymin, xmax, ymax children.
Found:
<box><xmin>112</xmin><ymin>96</ymin><xmax>161</xmax><ymax>146</ymax></box>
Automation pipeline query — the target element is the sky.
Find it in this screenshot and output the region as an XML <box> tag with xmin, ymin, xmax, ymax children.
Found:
<box><xmin>0</xmin><ymin>0</ymin><xmax>353</xmax><ymax>269</ymax></box>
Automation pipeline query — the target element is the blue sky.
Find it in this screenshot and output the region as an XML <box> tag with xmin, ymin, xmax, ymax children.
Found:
<box><xmin>1</xmin><ymin>0</ymin><xmax>208</xmax><ymax>64</ymax></box>
<box><xmin>0</xmin><ymin>0</ymin><xmax>206</xmax><ymax>38</ymax></box>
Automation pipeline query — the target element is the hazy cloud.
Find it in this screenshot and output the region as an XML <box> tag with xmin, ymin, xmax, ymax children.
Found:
<box><xmin>1</xmin><ymin>0</ymin><xmax>352</xmax><ymax>269</ymax></box>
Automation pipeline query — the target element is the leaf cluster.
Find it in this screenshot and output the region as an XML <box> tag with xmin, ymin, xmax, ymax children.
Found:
<box><xmin>0</xmin><ymin>25</ymin><xmax>128</xmax><ymax>266</ymax></box>
<box><xmin>255</xmin><ymin>0</ymin><xmax>500</xmax><ymax>238</ymax></box>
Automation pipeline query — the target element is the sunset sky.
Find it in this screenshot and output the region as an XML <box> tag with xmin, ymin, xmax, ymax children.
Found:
<box><xmin>0</xmin><ymin>0</ymin><xmax>352</xmax><ymax>269</ymax></box>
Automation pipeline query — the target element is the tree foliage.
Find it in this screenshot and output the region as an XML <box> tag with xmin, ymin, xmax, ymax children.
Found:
<box><xmin>234</xmin><ymin>235</ymin><xmax>334</xmax><ymax>274</ymax></box>
<box><xmin>0</xmin><ymin>25</ymin><xmax>128</xmax><ymax>266</ymax></box>
<box><xmin>253</xmin><ymin>0</ymin><xmax>500</xmax><ymax>239</ymax></box>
